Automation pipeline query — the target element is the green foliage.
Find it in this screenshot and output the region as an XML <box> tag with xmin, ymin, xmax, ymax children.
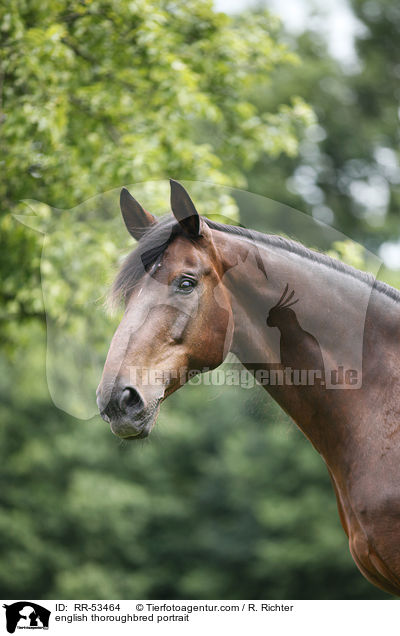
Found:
<box><xmin>0</xmin><ymin>351</ymin><xmax>389</xmax><ymax>599</ymax></box>
<box><xmin>326</xmin><ymin>240</ymin><xmax>367</xmax><ymax>270</ymax></box>
<box><xmin>244</xmin><ymin>2</ymin><xmax>400</xmax><ymax>247</ymax></box>
<box><xmin>0</xmin><ymin>0</ymin><xmax>311</xmax><ymax>335</ymax></box>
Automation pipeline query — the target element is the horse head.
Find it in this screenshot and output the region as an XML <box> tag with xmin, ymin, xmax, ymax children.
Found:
<box><xmin>96</xmin><ymin>180</ymin><xmax>233</xmax><ymax>439</ymax></box>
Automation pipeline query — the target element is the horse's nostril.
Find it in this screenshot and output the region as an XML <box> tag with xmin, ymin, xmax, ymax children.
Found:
<box><xmin>120</xmin><ymin>387</ymin><xmax>143</xmax><ymax>412</ymax></box>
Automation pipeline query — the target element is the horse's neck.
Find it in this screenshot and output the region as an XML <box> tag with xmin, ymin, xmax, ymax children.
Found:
<box><xmin>215</xmin><ymin>230</ymin><xmax>400</xmax><ymax>463</ymax></box>
<box><xmin>218</xmin><ymin>232</ymin><xmax>372</xmax><ymax>372</ymax></box>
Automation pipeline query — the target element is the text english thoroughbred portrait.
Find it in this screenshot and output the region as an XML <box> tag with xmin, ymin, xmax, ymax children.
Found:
<box><xmin>97</xmin><ymin>180</ymin><xmax>400</xmax><ymax>597</ymax></box>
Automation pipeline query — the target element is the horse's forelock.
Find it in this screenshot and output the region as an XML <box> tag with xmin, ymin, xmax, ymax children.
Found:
<box><xmin>109</xmin><ymin>215</ymin><xmax>183</xmax><ymax>309</ymax></box>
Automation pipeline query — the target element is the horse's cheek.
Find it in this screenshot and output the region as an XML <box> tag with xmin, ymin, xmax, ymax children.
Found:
<box><xmin>203</xmin><ymin>303</ymin><xmax>233</xmax><ymax>367</ymax></box>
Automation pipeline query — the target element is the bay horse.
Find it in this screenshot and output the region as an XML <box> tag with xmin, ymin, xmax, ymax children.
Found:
<box><xmin>97</xmin><ymin>179</ymin><xmax>400</xmax><ymax>597</ymax></box>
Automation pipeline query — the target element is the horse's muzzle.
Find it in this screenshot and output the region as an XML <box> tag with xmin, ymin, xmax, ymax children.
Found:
<box><xmin>96</xmin><ymin>384</ymin><xmax>160</xmax><ymax>440</ymax></box>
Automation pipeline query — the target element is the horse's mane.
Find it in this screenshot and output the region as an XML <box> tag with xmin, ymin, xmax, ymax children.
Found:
<box><xmin>111</xmin><ymin>214</ymin><xmax>400</xmax><ymax>306</ymax></box>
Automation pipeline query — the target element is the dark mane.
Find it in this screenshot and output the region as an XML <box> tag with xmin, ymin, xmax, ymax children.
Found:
<box><xmin>111</xmin><ymin>215</ymin><xmax>400</xmax><ymax>305</ymax></box>
<box><xmin>111</xmin><ymin>215</ymin><xmax>183</xmax><ymax>305</ymax></box>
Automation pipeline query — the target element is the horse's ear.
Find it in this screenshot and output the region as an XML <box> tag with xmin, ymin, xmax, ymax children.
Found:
<box><xmin>170</xmin><ymin>179</ymin><xmax>200</xmax><ymax>238</ymax></box>
<box><xmin>120</xmin><ymin>188</ymin><xmax>157</xmax><ymax>240</ymax></box>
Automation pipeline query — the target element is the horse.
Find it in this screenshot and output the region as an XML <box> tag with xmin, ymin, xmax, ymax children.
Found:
<box><xmin>97</xmin><ymin>179</ymin><xmax>400</xmax><ymax>597</ymax></box>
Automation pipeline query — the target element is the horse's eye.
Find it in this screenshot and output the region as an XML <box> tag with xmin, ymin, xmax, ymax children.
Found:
<box><xmin>177</xmin><ymin>277</ymin><xmax>196</xmax><ymax>293</ymax></box>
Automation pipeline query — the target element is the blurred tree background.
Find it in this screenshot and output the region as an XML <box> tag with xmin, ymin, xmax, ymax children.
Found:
<box><xmin>1</xmin><ymin>0</ymin><xmax>399</xmax><ymax>599</ymax></box>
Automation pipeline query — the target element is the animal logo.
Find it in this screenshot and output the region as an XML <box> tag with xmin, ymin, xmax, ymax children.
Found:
<box><xmin>2</xmin><ymin>602</ymin><xmax>50</xmax><ymax>633</ymax></box>
<box><xmin>267</xmin><ymin>284</ymin><xmax>325</xmax><ymax>378</ymax></box>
